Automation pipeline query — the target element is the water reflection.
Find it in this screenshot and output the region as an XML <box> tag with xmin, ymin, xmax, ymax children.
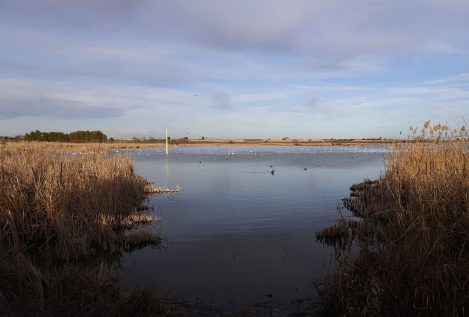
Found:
<box><xmin>118</xmin><ymin>146</ymin><xmax>385</xmax><ymax>311</ymax></box>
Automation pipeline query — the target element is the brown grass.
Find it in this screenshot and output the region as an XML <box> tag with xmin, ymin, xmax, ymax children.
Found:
<box><xmin>316</xmin><ymin>123</ymin><xmax>469</xmax><ymax>316</ymax></box>
<box><xmin>119</xmin><ymin>213</ymin><xmax>155</xmax><ymax>230</ymax></box>
<box><xmin>145</xmin><ymin>183</ymin><xmax>181</xmax><ymax>194</ymax></box>
<box><xmin>0</xmin><ymin>143</ymin><xmax>152</xmax><ymax>260</ymax></box>
<box><xmin>0</xmin><ymin>143</ymin><xmax>165</xmax><ymax>315</ymax></box>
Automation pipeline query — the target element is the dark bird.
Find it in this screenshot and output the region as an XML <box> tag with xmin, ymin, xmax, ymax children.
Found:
<box><xmin>271</xmin><ymin>169</ymin><xmax>275</xmax><ymax>175</ymax></box>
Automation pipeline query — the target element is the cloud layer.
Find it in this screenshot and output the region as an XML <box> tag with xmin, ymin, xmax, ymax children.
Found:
<box><xmin>0</xmin><ymin>0</ymin><xmax>468</xmax><ymax>138</ymax></box>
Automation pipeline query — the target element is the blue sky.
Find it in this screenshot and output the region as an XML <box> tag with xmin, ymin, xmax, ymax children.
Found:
<box><xmin>0</xmin><ymin>0</ymin><xmax>468</xmax><ymax>139</ymax></box>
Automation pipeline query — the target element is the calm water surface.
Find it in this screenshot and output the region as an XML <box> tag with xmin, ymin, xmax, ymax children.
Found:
<box><xmin>118</xmin><ymin>146</ymin><xmax>385</xmax><ymax>311</ymax></box>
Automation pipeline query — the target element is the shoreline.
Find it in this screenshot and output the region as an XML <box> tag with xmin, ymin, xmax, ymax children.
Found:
<box><xmin>79</xmin><ymin>139</ymin><xmax>411</xmax><ymax>148</ymax></box>
<box><xmin>4</xmin><ymin>139</ymin><xmax>468</xmax><ymax>149</ymax></box>
<box><xmin>108</xmin><ymin>139</ymin><xmax>469</xmax><ymax>149</ymax></box>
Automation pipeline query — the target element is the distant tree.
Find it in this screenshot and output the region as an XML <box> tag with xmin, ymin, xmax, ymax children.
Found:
<box><xmin>24</xmin><ymin>130</ymin><xmax>108</xmax><ymax>143</ymax></box>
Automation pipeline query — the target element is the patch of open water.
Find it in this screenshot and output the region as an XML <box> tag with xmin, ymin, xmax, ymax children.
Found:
<box><xmin>117</xmin><ymin>146</ymin><xmax>385</xmax><ymax>313</ymax></box>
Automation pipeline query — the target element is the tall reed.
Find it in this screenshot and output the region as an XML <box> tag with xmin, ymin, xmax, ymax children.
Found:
<box><xmin>0</xmin><ymin>143</ymin><xmax>160</xmax><ymax>313</ymax></box>
<box><xmin>0</xmin><ymin>144</ymin><xmax>150</xmax><ymax>259</ymax></box>
<box><xmin>317</xmin><ymin>123</ymin><xmax>469</xmax><ymax>316</ymax></box>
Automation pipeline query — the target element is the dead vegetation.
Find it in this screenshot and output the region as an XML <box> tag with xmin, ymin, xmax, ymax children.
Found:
<box><xmin>0</xmin><ymin>143</ymin><xmax>167</xmax><ymax>315</ymax></box>
<box><xmin>316</xmin><ymin>122</ymin><xmax>469</xmax><ymax>316</ymax></box>
<box><xmin>144</xmin><ymin>182</ymin><xmax>181</xmax><ymax>194</ymax></box>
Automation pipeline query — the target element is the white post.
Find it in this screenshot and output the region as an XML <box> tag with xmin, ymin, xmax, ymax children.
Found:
<box><xmin>165</xmin><ymin>126</ymin><xmax>169</xmax><ymax>155</ymax></box>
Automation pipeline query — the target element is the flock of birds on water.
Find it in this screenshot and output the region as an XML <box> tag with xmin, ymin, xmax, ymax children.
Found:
<box><xmin>108</xmin><ymin>146</ymin><xmax>387</xmax><ymax>177</ymax></box>
<box><xmin>113</xmin><ymin>146</ymin><xmax>388</xmax><ymax>157</ymax></box>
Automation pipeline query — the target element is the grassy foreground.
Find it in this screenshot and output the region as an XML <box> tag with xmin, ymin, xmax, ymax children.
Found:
<box><xmin>0</xmin><ymin>143</ymin><xmax>174</xmax><ymax>316</ymax></box>
<box><xmin>316</xmin><ymin>124</ymin><xmax>469</xmax><ymax>316</ymax></box>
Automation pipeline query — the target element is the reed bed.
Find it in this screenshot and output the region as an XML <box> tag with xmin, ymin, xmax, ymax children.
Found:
<box><xmin>0</xmin><ymin>143</ymin><xmax>164</xmax><ymax>315</ymax></box>
<box><xmin>317</xmin><ymin>123</ymin><xmax>469</xmax><ymax>316</ymax></box>
<box><xmin>0</xmin><ymin>144</ymin><xmax>154</xmax><ymax>259</ymax></box>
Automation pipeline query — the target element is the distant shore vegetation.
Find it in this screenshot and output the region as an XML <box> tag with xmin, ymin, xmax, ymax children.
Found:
<box><xmin>24</xmin><ymin>130</ymin><xmax>108</xmax><ymax>142</ymax></box>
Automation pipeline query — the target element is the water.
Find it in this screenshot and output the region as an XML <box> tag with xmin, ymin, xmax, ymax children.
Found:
<box><xmin>117</xmin><ymin>146</ymin><xmax>385</xmax><ymax>311</ymax></box>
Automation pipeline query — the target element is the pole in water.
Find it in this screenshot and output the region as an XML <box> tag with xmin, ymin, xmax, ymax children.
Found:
<box><xmin>165</xmin><ymin>126</ymin><xmax>169</xmax><ymax>155</ymax></box>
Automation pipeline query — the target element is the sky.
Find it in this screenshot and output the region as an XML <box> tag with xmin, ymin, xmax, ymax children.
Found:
<box><xmin>0</xmin><ymin>0</ymin><xmax>468</xmax><ymax>139</ymax></box>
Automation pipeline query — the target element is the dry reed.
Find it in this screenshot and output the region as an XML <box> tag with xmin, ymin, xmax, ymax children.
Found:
<box><xmin>144</xmin><ymin>183</ymin><xmax>181</xmax><ymax>194</ymax></box>
<box><xmin>0</xmin><ymin>143</ymin><xmax>152</xmax><ymax>260</ymax></box>
<box><xmin>0</xmin><ymin>143</ymin><xmax>164</xmax><ymax>315</ymax></box>
<box><xmin>317</xmin><ymin>123</ymin><xmax>469</xmax><ymax>316</ymax></box>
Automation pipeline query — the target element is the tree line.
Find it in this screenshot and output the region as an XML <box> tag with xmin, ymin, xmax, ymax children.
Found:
<box><xmin>24</xmin><ymin>130</ymin><xmax>108</xmax><ymax>142</ymax></box>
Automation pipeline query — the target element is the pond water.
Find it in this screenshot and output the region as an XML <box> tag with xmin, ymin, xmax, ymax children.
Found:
<box><xmin>118</xmin><ymin>146</ymin><xmax>386</xmax><ymax>312</ymax></box>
